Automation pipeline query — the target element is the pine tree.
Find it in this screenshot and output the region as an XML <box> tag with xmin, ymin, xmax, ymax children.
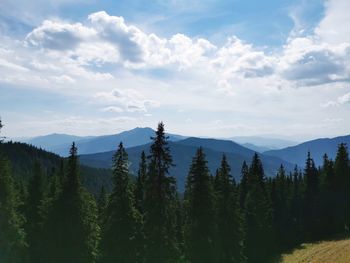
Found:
<box><xmin>45</xmin><ymin>143</ymin><xmax>100</xmax><ymax>263</ymax></box>
<box><xmin>100</xmin><ymin>142</ymin><xmax>141</xmax><ymax>263</ymax></box>
<box><xmin>215</xmin><ymin>154</ymin><xmax>245</xmax><ymax>262</ymax></box>
<box><xmin>289</xmin><ymin>165</ymin><xmax>303</xmax><ymax>245</ymax></box>
<box><xmin>271</xmin><ymin>165</ymin><xmax>294</xmax><ymax>250</ymax></box>
<box><xmin>244</xmin><ymin>153</ymin><xmax>273</xmax><ymax>263</ymax></box>
<box><xmin>25</xmin><ymin>161</ymin><xmax>47</xmax><ymax>263</ymax></box>
<box><xmin>239</xmin><ymin>161</ymin><xmax>249</xmax><ymax>210</ymax></box>
<box><xmin>184</xmin><ymin>147</ymin><xmax>215</xmax><ymax>263</ymax></box>
<box><xmin>135</xmin><ymin>151</ymin><xmax>147</xmax><ymax>213</ymax></box>
<box><xmin>334</xmin><ymin>143</ymin><xmax>350</xmax><ymax>231</ymax></box>
<box><xmin>319</xmin><ymin>154</ymin><xmax>338</xmax><ymax>237</ymax></box>
<box><xmin>303</xmin><ymin>151</ymin><xmax>321</xmax><ymax>241</ymax></box>
<box><xmin>0</xmin><ymin>151</ymin><xmax>26</xmax><ymax>262</ymax></box>
<box><xmin>143</xmin><ymin>122</ymin><xmax>179</xmax><ymax>262</ymax></box>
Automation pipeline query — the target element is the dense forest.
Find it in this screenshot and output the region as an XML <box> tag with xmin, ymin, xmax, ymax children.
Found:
<box><xmin>1</xmin><ymin>120</ymin><xmax>350</xmax><ymax>263</ymax></box>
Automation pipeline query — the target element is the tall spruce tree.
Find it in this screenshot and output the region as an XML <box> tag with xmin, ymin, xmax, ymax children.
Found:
<box><xmin>244</xmin><ymin>153</ymin><xmax>273</xmax><ymax>263</ymax></box>
<box><xmin>135</xmin><ymin>151</ymin><xmax>147</xmax><ymax>213</ymax></box>
<box><xmin>100</xmin><ymin>142</ymin><xmax>141</xmax><ymax>263</ymax></box>
<box><xmin>319</xmin><ymin>154</ymin><xmax>338</xmax><ymax>237</ymax></box>
<box><xmin>143</xmin><ymin>122</ymin><xmax>179</xmax><ymax>262</ymax></box>
<box><xmin>289</xmin><ymin>166</ymin><xmax>303</xmax><ymax>245</ymax></box>
<box><xmin>303</xmin><ymin>151</ymin><xmax>321</xmax><ymax>241</ymax></box>
<box><xmin>271</xmin><ymin>165</ymin><xmax>294</xmax><ymax>250</ymax></box>
<box><xmin>334</xmin><ymin>143</ymin><xmax>350</xmax><ymax>231</ymax></box>
<box><xmin>215</xmin><ymin>154</ymin><xmax>245</xmax><ymax>262</ymax></box>
<box><xmin>239</xmin><ymin>161</ymin><xmax>249</xmax><ymax>210</ymax></box>
<box><xmin>184</xmin><ymin>147</ymin><xmax>215</xmax><ymax>263</ymax></box>
<box><xmin>45</xmin><ymin>143</ymin><xmax>99</xmax><ymax>263</ymax></box>
<box><xmin>25</xmin><ymin>161</ymin><xmax>47</xmax><ymax>263</ymax></box>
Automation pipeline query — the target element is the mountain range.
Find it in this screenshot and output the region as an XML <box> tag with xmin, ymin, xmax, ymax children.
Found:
<box><xmin>264</xmin><ymin>135</ymin><xmax>350</xmax><ymax>167</ymax></box>
<box><xmin>79</xmin><ymin>137</ymin><xmax>294</xmax><ymax>192</ymax></box>
<box><xmin>19</xmin><ymin>128</ymin><xmax>350</xmax><ymax>191</ymax></box>
<box><xmin>24</xmin><ymin>127</ymin><xmax>186</xmax><ymax>156</ymax></box>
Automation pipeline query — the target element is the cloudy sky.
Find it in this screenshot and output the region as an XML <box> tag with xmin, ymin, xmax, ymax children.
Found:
<box><xmin>0</xmin><ymin>0</ymin><xmax>349</xmax><ymax>140</ymax></box>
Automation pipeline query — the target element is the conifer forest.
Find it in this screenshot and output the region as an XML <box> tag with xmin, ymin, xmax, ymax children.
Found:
<box><xmin>1</xmin><ymin>120</ymin><xmax>350</xmax><ymax>263</ymax></box>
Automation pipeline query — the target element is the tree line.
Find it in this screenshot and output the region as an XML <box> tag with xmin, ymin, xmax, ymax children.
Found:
<box><xmin>1</xmin><ymin>121</ymin><xmax>350</xmax><ymax>263</ymax></box>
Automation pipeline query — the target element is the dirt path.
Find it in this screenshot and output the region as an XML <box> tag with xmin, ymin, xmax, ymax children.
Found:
<box><xmin>280</xmin><ymin>238</ymin><xmax>350</xmax><ymax>263</ymax></box>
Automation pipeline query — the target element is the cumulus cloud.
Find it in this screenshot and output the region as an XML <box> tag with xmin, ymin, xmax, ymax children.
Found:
<box><xmin>26</xmin><ymin>20</ymin><xmax>95</xmax><ymax>50</ymax></box>
<box><xmin>1</xmin><ymin>1</ymin><xmax>350</xmax><ymax>138</ymax></box>
<box><xmin>95</xmin><ymin>88</ymin><xmax>160</xmax><ymax>113</ymax></box>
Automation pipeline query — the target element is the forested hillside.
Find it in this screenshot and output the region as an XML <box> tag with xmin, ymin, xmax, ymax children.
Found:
<box><xmin>1</xmin><ymin>121</ymin><xmax>350</xmax><ymax>263</ymax></box>
<box><xmin>0</xmin><ymin>141</ymin><xmax>112</xmax><ymax>194</ymax></box>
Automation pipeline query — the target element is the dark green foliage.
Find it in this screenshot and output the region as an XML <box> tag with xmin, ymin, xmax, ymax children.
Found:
<box><xmin>244</xmin><ymin>153</ymin><xmax>274</xmax><ymax>263</ymax></box>
<box><xmin>184</xmin><ymin>148</ymin><xmax>216</xmax><ymax>263</ymax></box>
<box><xmin>239</xmin><ymin>161</ymin><xmax>249</xmax><ymax>210</ymax></box>
<box><xmin>143</xmin><ymin>122</ymin><xmax>179</xmax><ymax>262</ymax></box>
<box><xmin>44</xmin><ymin>143</ymin><xmax>100</xmax><ymax>263</ymax></box>
<box><xmin>303</xmin><ymin>152</ymin><xmax>321</xmax><ymax>241</ymax></box>
<box><xmin>214</xmin><ymin>154</ymin><xmax>245</xmax><ymax>263</ymax></box>
<box><xmin>97</xmin><ymin>186</ymin><xmax>108</xmax><ymax>225</ymax></box>
<box><xmin>100</xmin><ymin>142</ymin><xmax>141</xmax><ymax>263</ymax></box>
<box><xmin>135</xmin><ymin>151</ymin><xmax>147</xmax><ymax>213</ymax></box>
<box><xmin>0</xmin><ymin>155</ymin><xmax>26</xmax><ymax>262</ymax></box>
<box><xmin>0</xmin><ymin>141</ymin><xmax>112</xmax><ymax>195</ymax></box>
<box><xmin>25</xmin><ymin>161</ymin><xmax>47</xmax><ymax>263</ymax></box>
<box><xmin>271</xmin><ymin>165</ymin><xmax>295</xmax><ymax>249</ymax></box>
<box><xmin>332</xmin><ymin>143</ymin><xmax>350</xmax><ymax>232</ymax></box>
<box><xmin>2</xmin><ymin>119</ymin><xmax>350</xmax><ymax>263</ymax></box>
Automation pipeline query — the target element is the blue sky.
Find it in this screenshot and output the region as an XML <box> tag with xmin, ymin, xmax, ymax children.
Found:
<box><xmin>0</xmin><ymin>0</ymin><xmax>349</xmax><ymax>140</ymax></box>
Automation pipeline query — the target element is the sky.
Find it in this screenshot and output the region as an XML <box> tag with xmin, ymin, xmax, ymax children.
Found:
<box><xmin>0</xmin><ymin>0</ymin><xmax>350</xmax><ymax>141</ymax></box>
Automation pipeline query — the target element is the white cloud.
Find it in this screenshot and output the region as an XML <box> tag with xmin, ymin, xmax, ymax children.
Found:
<box><xmin>1</xmin><ymin>1</ymin><xmax>350</xmax><ymax>138</ymax></box>
<box><xmin>315</xmin><ymin>0</ymin><xmax>350</xmax><ymax>44</ymax></box>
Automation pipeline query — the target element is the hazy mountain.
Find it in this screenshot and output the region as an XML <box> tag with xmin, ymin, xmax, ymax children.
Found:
<box><xmin>264</xmin><ymin>135</ymin><xmax>350</xmax><ymax>167</ymax></box>
<box><xmin>24</xmin><ymin>127</ymin><xmax>187</xmax><ymax>156</ymax></box>
<box><xmin>230</xmin><ymin>136</ymin><xmax>298</xmax><ymax>150</ymax></box>
<box><xmin>80</xmin><ymin>137</ymin><xmax>294</xmax><ymax>192</ymax></box>
<box><xmin>25</xmin><ymin>133</ymin><xmax>91</xmax><ymax>151</ymax></box>
<box><xmin>242</xmin><ymin>143</ymin><xmax>271</xmax><ymax>153</ymax></box>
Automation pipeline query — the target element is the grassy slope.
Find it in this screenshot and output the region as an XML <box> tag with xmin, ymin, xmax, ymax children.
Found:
<box><xmin>280</xmin><ymin>238</ymin><xmax>350</xmax><ymax>263</ymax></box>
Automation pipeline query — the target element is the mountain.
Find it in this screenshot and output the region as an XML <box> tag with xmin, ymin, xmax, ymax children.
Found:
<box><xmin>80</xmin><ymin>137</ymin><xmax>294</xmax><ymax>192</ymax></box>
<box><xmin>230</xmin><ymin>136</ymin><xmax>298</xmax><ymax>150</ymax></box>
<box><xmin>264</xmin><ymin>135</ymin><xmax>350</xmax><ymax>167</ymax></box>
<box><xmin>25</xmin><ymin>133</ymin><xmax>91</xmax><ymax>151</ymax></box>
<box><xmin>24</xmin><ymin>127</ymin><xmax>187</xmax><ymax>156</ymax></box>
<box><xmin>0</xmin><ymin>141</ymin><xmax>112</xmax><ymax>195</ymax></box>
<box><xmin>242</xmin><ymin>143</ymin><xmax>271</xmax><ymax>153</ymax></box>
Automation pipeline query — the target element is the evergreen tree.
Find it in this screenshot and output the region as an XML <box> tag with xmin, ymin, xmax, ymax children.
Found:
<box><xmin>215</xmin><ymin>154</ymin><xmax>245</xmax><ymax>262</ymax></box>
<box><xmin>271</xmin><ymin>165</ymin><xmax>294</xmax><ymax>250</ymax></box>
<box><xmin>135</xmin><ymin>151</ymin><xmax>147</xmax><ymax>213</ymax></box>
<box><xmin>0</xmin><ymin>151</ymin><xmax>26</xmax><ymax>262</ymax></box>
<box><xmin>25</xmin><ymin>161</ymin><xmax>47</xmax><ymax>263</ymax></box>
<box><xmin>239</xmin><ymin>161</ymin><xmax>249</xmax><ymax>210</ymax></box>
<box><xmin>45</xmin><ymin>143</ymin><xmax>100</xmax><ymax>263</ymax></box>
<box><xmin>100</xmin><ymin>142</ymin><xmax>141</xmax><ymax>263</ymax></box>
<box><xmin>319</xmin><ymin>154</ymin><xmax>338</xmax><ymax>237</ymax></box>
<box><xmin>244</xmin><ymin>153</ymin><xmax>273</xmax><ymax>263</ymax></box>
<box><xmin>97</xmin><ymin>186</ymin><xmax>108</xmax><ymax>225</ymax></box>
<box><xmin>334</xmin><ymin>143</ymin><xmax>350</xmax><ymax>231</ymax></box>
<box><xmin>303</xmin><ymin>152</ymin><xmax>321</xmax><ymax>241</ymax></box>
<box><xmin>143</xmin><ymin>122</ymin><xmax>179</xmax><ymax>262</ymax></box>
<box><xmin>184</xmin><ymin>148</ymin><xmax>215</xmax><ymax>263</ymax></box>
<box><xmin>289</xmin><ymin>166</ymin><xmax>303</xmax><ymax>245</ymax></box>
